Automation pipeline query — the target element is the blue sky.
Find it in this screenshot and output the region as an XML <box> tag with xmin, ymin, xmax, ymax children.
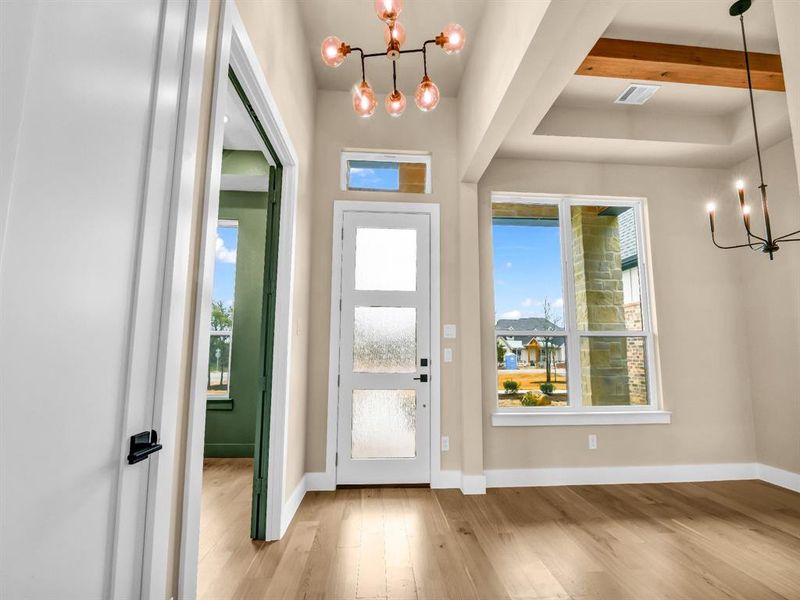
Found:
<box><xmin>492</xmin><ymin>221</ymin><xmax>564</xmax><ymax>325</ymax></box>
<box><xmin>349</xmin><ymin>164</ymin><xmax>399</xmax><ymax>191</ymax></box>
<box><xmin>213</xmin><ymin>225</ymin><xmax>238</xmax><ymax>307</ymax></box>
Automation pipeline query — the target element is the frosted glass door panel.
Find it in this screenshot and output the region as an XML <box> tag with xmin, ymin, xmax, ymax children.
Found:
<box><xmin>355</xmin><ymin>228</ymin><xmax>416</xmax><ymax>291</ymax></box>
<box><xmin>353</xmin><ymin>306</ymin><xmax>416</xmax><ymax>373</ymax></box>
<box><xmin>351</xmin><ymin>390</ymin><xmax>416</xmax><ymax>458</ymax></box>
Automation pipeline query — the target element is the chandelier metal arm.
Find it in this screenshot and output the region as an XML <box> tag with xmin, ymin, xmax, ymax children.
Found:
<box><xmin>744</xmin><ymin>228</ymin><xmax>768</xmax><ymax>245</ymax></box>
<box><xmin>349</xmin><ymin>47</ymin><xmax>367</xmax><ymax>82</ymax></box>
<box><xmin>711</xmin><ymin>233</ymin><xmax>763</xmax><ymax>250</ymax></box>
<box><xmin>740</xmin><ymin>15</ymin><xmax>766</xmax><ymax>188</ymax></box>
<box><xmin>774</xmin><ymin>229</ymin><xmax>800</xmax><ymax>243</ymax></box>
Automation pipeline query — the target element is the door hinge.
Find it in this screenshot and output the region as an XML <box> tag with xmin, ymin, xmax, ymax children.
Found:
<box><xmin>254</xmin><ymin>477</ymin><xmax>268</xmax><ymax>496</ymax></box>
<box><xmin>335</xmin><ymin>452</ymin><xmax>338</xmax><ymax>466</ymax></box>
<box><xmin>341</xmin><ymin>227</ymin><xmax>344</xmax><ymax>240</ymax></box>
<box><xmin>337</xmin><ymin>374</ymin><xmax>340</xmax><ymax>387</ymax></box>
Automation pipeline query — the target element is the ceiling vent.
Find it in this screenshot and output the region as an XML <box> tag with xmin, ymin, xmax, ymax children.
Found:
<box><xmin>614</xmin><ymin>83</ymin><xmax>660</xmax><ymax>105</ymax></box>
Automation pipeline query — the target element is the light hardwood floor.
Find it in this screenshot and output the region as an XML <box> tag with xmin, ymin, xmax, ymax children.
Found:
<box><xmin>198</xmin><ymin>458</ymin><xmax>800</xmax><ymax>600</ymax></box>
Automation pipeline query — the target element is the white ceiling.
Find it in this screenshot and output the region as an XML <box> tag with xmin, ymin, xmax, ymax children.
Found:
<box><xmin>604</xmin><ymin>0</ymin><xmax>780</xmax><ymax>53</ymax></box>
<box><xmin>497</xmin><ymin>0</ymin><xmax>791</xmax><ymax>168</ymax></box>
<box><xmin>223</xmin><ymin>79</ymin><xmax>264</xmax><ymax>152</ymax></box>
<box><xmin>298</xmin><ymin>0</ymin><xmax>486</xmax><ymax>96</ymax></box>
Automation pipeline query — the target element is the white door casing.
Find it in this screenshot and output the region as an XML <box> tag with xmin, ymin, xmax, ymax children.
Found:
<box><xmin>336</xmin><ymin>210</ymin><xmax>432</xmax><ymax>485</ymax></box>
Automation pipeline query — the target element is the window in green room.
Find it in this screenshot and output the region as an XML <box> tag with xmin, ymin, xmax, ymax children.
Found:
<box><xmin>207</xmin><ymin>220</ymin><xmax>238</xmax><ymax>399</ymax></box>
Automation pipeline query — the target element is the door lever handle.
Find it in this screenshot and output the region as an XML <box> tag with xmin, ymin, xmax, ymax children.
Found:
<box><xmin>127</xmin><ymin>430</ymin><xmax>163</xmax><ymax>465</ymax></box>
<box><xmin>413</xmin><ymin>374</ymin><xmax>428</xmax><ymax>383</ymax></box>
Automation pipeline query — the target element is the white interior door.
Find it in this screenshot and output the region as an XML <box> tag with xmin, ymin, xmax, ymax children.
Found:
<box><xmin>0</xmin><ymin>2</ymin><xmax>189</xmax><ymax>597</ymax></box>
<box><xmin>336</xmin><ymin>211</ymin><xmax>431</xmax><ymax>485</ymax></box>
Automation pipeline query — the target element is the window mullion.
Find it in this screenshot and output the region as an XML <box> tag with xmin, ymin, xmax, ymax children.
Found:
<box><xmin>560</xmin><ymin>197</ymin><xmax>582</xmax><ymax>411</ymax></box>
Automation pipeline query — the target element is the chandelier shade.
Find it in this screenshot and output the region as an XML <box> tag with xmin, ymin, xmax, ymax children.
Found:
<box><xmin>415</xmin><ymin>75</ymin><xmax>440</xmax><ymax>112</ymax></box>
<box><xmin>320</xmin><ymin>36</ymin><xmax>346</xmax><ymax>68</ymax></box>
<box><xmin>385</xmin><ymin>90</ymin><xmax>407</xmax><ymax>117</ymax></box>
<box><xmin>374</xmin><ymin>0</ymin><xmax>403</xmax><ymax>24</ymax></box>
<box><xmin>352</xmin><ymin>81</ymin><xmax>377</xmax><ymax>118</ymax></box>
<box><xmin>319</xmin><ymin>1</ymin><xmax>464</xmax><ymax>117</ymax></box>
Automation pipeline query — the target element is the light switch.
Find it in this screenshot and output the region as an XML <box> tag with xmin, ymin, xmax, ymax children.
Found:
<box><xmin>443</xmin><ymin>348</ymin><xmax>453</xmax><ymax>363</ymax></box>
<box><xmin>443</xmin><ymin>324</ymin><xmax>457</xmax><ymax>339</ymax></box>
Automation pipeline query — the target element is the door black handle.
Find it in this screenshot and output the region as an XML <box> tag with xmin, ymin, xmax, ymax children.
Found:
<box><xmin>413</xmin><ymin>374</ymin><xmax>428</xmax><ymax>383</ymax></box>
<box><xmin>127</xmin><ymin>430</ymin><xmax>163</xmax><ymax>465</ymax></box>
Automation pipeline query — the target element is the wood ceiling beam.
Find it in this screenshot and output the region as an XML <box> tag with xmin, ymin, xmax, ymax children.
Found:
<box><xmin>576</xmin><ymin>38</ymin><xmax>785</xmax><ymax>92</ymax></box>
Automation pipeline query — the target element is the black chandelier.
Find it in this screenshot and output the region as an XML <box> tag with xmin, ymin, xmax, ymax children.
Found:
<box><xmin>706</xmin><ymin>0</ymin><xmax>799</xmax><ymax>260</ymax></box>
<box><xmin>319</xmin><ymin>0</ymin><xmax>465</xmax><ymax>117</ymax></box>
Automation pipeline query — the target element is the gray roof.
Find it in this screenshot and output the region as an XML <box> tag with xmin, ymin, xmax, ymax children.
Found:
<box><xmin>496</xmin><ymin>317</ymin><xmax>560</xmax><ymax>331</ymax></box>
<box><xmin>498</xmin><ymin>333</ymin><xmax>565</xmax><ymax>349</ymax></box>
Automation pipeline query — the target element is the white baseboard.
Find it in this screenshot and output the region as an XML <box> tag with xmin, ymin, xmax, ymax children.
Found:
<box><xmin>305</xmin><ymin>471</ymin><xmax>335</xmax><ymax>491</ymax></box>
<box><xmin>460</xmin><ymin>473</ymin><xmax>487</xmax><ymax>495</ymax></box>
<box><xmin>485</xmin><ymin>462</ymin><xmax>759</xmax><ymax>488</ymax></box>
<box><xmin>280</xmin><ymin>474</ymin><xmax>307</xmax><ymax>537</ymax></box>
<box><xmin>431</xmin><ymin>469</ymin><xmax>461</xmax><ymax>489</ymax></box>
<box><xmin>757</xmin><ymin>463</ymin><xmax>800</xmax><ymax>493</ymax></box>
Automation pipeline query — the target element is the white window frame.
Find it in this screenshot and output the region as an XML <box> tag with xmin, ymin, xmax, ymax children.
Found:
<box><xmin>490</xmin><ymin>192</ymin><xmax>669</xmax><ymax>427</ymax></box>
<box><xmin>340</xmin><ymin>150</ymin><xmax>432</xmax><ymax>194</ymax></box>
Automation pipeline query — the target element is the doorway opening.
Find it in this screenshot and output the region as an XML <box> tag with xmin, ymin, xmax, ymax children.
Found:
<box><xmin>196</xmin><ymin>65</ymin><xmax>282</xmax><ymax>595</ymax></box>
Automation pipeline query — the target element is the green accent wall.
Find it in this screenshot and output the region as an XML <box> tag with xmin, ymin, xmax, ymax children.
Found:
<box><xmin>204</xmin><ymin>190</ymin><xmax>268</xmax><ymax>457</ymax></box>
<box><xmin>221</xmin><ymin>149</ymin><xmax>269</xmax><ymax>176</ymax></box>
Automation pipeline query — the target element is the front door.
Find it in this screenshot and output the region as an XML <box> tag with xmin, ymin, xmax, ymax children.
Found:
<box><xmin>336</xmin><ymin>210</ymin><xmax>431</xmax><ymax>485</ymax></box>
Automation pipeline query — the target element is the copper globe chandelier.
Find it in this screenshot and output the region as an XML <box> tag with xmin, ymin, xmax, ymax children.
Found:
<box><xmin>705</xmin><ymin>0</ymin><xmax>799</xmax><ymax>260</ymax></box>
<box><xmin>320</xmin><ymin>0</ymin><xmax>465</xmax><ymax>118</ymax></box>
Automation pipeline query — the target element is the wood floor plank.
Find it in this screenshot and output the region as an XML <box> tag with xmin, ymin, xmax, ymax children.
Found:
<box><xmin>197</xmin><ymin>461</ymin><xmax>800</xmax><ymax>600</ymax></box>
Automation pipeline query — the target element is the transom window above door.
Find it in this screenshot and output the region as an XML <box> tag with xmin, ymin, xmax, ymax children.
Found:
<box><xmin>491</xmin><ymin>194</ymin><xmax>669</xmax><ymax>426</ymax></box>
<box><xmin>341</xmin><ymin>150</ymin><xmax>431</xmax><ymax>194</ymax></box>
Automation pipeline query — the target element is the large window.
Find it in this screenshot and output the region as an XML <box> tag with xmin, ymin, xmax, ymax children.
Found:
<box><xmin>492</xmin><ymin>195</ymin><xmax>659</xmax><ymax>419</ymax></box>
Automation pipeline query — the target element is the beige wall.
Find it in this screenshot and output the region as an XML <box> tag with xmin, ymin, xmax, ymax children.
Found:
<box><xmin>234</xmin><ymin>0</ymin><xmax>316</xmax><ymax>503</ymax></box>
<box><xmin>456</xmin><ymin>0</ymin><xmax>549</xmax><ymax>181</ymax></box>
<box><xmin>732</xmin><ymin>138</ymin><xmax>800</xmax><ymax>474</ymax></box>
<box><xmin>305</xmin><ymin>89</ymin><xmax>464</xmax><ymax>473</ymax></box>
<box><xmin>478</xmin><ymin>159</ymin><xmax>759</xmax><ymax>470</ymax></box>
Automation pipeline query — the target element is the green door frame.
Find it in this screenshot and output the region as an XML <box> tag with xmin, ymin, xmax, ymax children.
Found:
<box><xmin>228</xmin><ymin>68</ymin><xmax>283</xmax><ymax>540</ymax></box>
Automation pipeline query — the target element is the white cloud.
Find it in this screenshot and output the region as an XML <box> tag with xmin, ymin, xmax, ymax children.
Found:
<box><xmin>505</xmin><ymin>261</ymin><xmax>512</xmax><ymax>269</ymax></box>
<box><xmin>552</xmin><ymin>297</ymin><xmax>564</xmax><ymax>308</ymax></box>
<box><xmin>215</xmin><ymin>235</ymin><xmax>237</xmax><ymax>264</ymax></box>
<box><xmin>499</xmin><ymin>310</ymin><xmax>522</xmax><ymax>320</ymax></box>
<box><xmin>521</xmin><ymin>297</ymin><xmax>533</xmax><ymax>307</ymax></box>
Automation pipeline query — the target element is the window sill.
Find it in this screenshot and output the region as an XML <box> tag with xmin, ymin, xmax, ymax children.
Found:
<box><xmin>207</xmin><ymin>397</ymin><xmax>234</xmax><ymax>411</ymax></box>
<box><xmin>491</xmin><ymin>410</ymin><xmax>671</xmax><ymax>427</ymax></box>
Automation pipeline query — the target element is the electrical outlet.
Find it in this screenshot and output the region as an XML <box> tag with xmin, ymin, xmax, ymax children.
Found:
<box><xmin>443</xmin><ymin>348</ymin><xmax>453</xmax><ymax>362</ymax></box>
<box><xmin>588</xmin><ymin>434</ymin><xmax>598</xmax><ymax>450</ymax></box>
<box><xmin>441</xmin><ymin>436</ymin><xmax>450</xmax><ymax>451</ymax></box>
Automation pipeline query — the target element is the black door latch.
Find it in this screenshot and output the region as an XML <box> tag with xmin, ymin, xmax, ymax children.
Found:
<box><xmin>127</xmin><ymin>430</ymin><xmax>163</xmax><ymax>465</ymax></box>
<box><xmin>413</xmin><ymin>374</ymin><xmax>429</xmax><ymax>383</ymax></box>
